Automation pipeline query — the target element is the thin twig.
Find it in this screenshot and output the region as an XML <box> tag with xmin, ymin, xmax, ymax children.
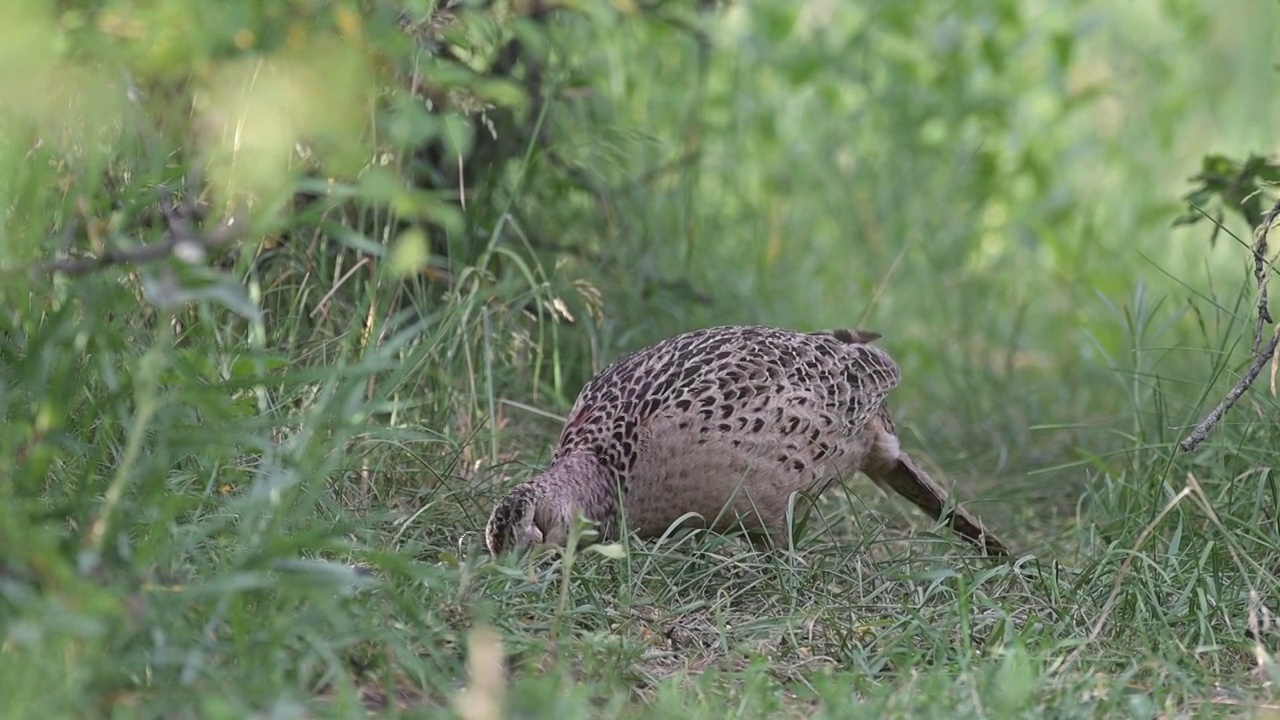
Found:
<box><xmin>310</xmin><ymin>257</ymin><xmax>371</xmax><ymax>319</ymax></box>
<box><xmin>1179</xmin><ymin>197</ymin><xmax>1280</xmax><ymax>453</ymax></box>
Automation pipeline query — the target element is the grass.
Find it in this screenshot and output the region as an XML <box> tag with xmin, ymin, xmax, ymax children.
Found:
<box><xmin>3</xmin><ymin>0</ymin><xmax>1280</xmax><ymax>718</ymax></box>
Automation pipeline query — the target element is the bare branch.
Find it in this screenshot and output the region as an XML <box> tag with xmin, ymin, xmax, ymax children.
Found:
<box><xmin>1179</xmin><ymin>197</ymin><xmax>1280</xmax><ymax>453</ymax></box>
<box><xmin>39</xmin><ymin>188</ymin><xmax>247</xmax><ymax>277</ymax></box>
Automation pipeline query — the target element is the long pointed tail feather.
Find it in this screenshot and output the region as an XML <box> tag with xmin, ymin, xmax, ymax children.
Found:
<box><xmin>867</xmin><ymin>452</ymin><xmax>1011</xmax><ymax>557</ymax></box>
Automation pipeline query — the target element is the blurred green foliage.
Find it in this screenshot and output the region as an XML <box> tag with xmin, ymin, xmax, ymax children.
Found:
<box><xmin>1</xmin><ymin>0</ymin><xmax>1279</xmax><ymax>717</ymax></box>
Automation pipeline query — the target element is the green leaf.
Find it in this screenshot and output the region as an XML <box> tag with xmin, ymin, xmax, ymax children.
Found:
<box><xmin>387</xmin><ymin>228</ymin><xmax>430</xmax><ymax>278</ymax></box>
<box><xmin>585</xmin><ymin>543</ymin><xmax>626</xmax><ymax>559</ymax></box>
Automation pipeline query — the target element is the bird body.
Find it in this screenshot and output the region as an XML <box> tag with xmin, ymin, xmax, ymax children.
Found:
<box><xmin>485</xmin><ymin>325</ymin><xmax>1009</xmax><ymax>556</ymax></box>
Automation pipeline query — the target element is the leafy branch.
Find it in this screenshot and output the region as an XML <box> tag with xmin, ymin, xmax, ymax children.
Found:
<box><xmin>1177</xmin><ymin>153</ymin><xmax>1280</xmax><ymax>242</ymax></box>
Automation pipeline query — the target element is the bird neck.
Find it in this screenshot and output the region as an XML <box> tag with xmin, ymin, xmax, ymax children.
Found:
<box><xmin>537</xmin><ymin>451</ymin><xmax>618</xmax><ymax>540</ymax></box>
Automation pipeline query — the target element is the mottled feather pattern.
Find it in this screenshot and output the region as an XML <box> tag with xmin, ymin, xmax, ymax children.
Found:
<box><xmin>484</xmin><ymin>325</ymin><xmax>1010</xmax><ymax>557</ymax></box>
<box><xmin>554</xmin><ymin>326</ymin><xmax>899</xmax><ymax>481</ymax></box>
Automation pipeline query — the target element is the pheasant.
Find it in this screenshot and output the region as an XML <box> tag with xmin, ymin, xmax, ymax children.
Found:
<box><xmin>485</xmin><ymin>325</ymin><xmax>1010</xmax><ymax>557</ymax></box>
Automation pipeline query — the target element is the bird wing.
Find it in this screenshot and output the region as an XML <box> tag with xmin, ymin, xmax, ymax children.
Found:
<box><xmin>825</xmin><ymin>332</ymin><xmax>902</xmax><ymax>434</ymax></box>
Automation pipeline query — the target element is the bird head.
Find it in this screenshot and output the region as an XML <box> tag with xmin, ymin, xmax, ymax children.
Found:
<box><xmin>484</xmin><ymin>484</ymin><xmax>563</xmax><ymax>555</ymax></box>
<box><xmin>484</xmin><ymin>453</ymin><xmax>613</xmax><ymax>555</ymax></box>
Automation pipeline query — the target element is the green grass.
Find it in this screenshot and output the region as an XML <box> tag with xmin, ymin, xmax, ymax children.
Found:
<box><xmin>3</xmin><ymin>0</ymin><xmax>1280</xmax><ymax>718</ymax></box>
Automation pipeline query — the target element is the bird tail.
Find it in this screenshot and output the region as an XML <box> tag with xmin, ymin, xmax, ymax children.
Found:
<box><xmin>866</xmin><ymin>452</ymin><xmax>1011</xmax><ymax>557</ymax></box>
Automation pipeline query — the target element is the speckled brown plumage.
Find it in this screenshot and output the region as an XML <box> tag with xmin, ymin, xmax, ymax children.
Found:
<box><xmin>485</xmin><ymin>325</ymin><xmax>1010</xmax><ymax>557</ymax></box>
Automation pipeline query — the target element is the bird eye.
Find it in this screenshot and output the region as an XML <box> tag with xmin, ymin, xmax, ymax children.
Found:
<box><xmin>524</xmin><ymin>521</ymin><xmax>545</xmax><ymax>546</ymax></box>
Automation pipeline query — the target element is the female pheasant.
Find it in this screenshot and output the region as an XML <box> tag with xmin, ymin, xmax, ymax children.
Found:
<box><xmin>485</xmin><ymin>325</ymin><xmax>1010</xmax><ymax>556</ymax></box>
